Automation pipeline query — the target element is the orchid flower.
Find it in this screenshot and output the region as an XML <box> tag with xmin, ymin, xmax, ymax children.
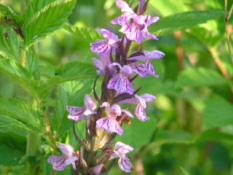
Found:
<box><xmin>48</xmin><ymin>143</ymin><xmax>78</xmax><ymax>171</ymax></box>
<box><xmin>118</xmin><ymin>93</ymin><xmax>156</xmax><ymax>121</ymax></box>
<box><xmin>107</xmin><ymin>63</ymin><xmax>134</xmax><ymax>95</ymax></box>
<box><xmin>90</xmin><ymin>29</ymin><xmax>119</xmax><ymax>55</ymax></box>
<box><xmin>96</xmin><ymin>102</ymin><xmax>133</xmax><ymax>135</ymax></box>
<box><xmin>129</xmin><ymin>50</ymin><xmax>165</xmax><ymax>77</ymax></box>
<box><xmin>66</xmin><ymin>94</ymin><xmax>96</xmax><ymax>126</ymax></box>
<box><xmin>109</xmin><ymin>141</ymin><xmax>133</xmax><ymax>173</ymax></box>
<box><xmin>92</xmin><ymin>55</ymin><xmax>113</xmax><ymax>76</ymax></box>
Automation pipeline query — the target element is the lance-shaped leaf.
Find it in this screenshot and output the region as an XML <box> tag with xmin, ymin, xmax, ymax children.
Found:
<box><xmin>64</xmin><ymin>24</ymin><xmax>103</xmax><ymax>42</ymax></box>
<box><xmin>0</xmin><ymin>98</ymin><xmax>44</xmax><ymax>132</ymax></box>
<box><xmin>22</xmin><ymin>0</ymin><xmax>58</xmax><ymax>25</ymax></box>
<box><xmin>149</xmin><ymin>11</ymin><xmax>224</xmax><ymax>37</ymax></box>
<box><xmin>0</xmin><ymin>3</ymin><xmax>18</xmax><ymax>20</ymax></box>
<box><xmin>0</xmin><ymin>26</ymin><xmax>22</xmax><ymax>61</ymax></box>
<box><xmin>39</xmin><ymin>61</ymin><xmax>96</xmax><ymax>96</ymax></box>
<box><xmin>25</xmin><ymin>49</ymin><xmax>39</xmax><ymax>76</ymax></box>
<box><xmin>0</xmin><ymin>59</ymin><xmax>39</xmax><ymax>98</ymax></box>
<box><xmin>0</xmin><ymin>115</ymin><xmax>31</xmax><ymax>131</ymax></box>
<box><xmin>23</xmin><ymin>0</ymin><xmax>76</xmax><ymax>47</ymax></box>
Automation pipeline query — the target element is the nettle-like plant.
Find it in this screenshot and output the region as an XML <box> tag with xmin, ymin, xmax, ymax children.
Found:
<box><xmin>0</xmin><ymin>0</ymin><xmax>229</xmax><ymax>174</ymax></box>
<box><xmin>47</xmin><ymin>0</ymin><xmax>164</xmax><ymax>174</ymax></box>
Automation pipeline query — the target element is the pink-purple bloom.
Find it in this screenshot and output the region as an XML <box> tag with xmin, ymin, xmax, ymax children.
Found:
<box><xmin>90</xmin><ymin>29</ymin><xmax>119</xmax><ymax>55</ymax></box>
<box><xmin>66</xmin><ymin>94</ymin><xmax>96</xmax><ymax>125</ymax></box>
<box><xmin>118</xmin><ymin>93</ymin><xmax>156</xmax><ymax>121</ymax></box>
<box><xmin>96</xmin><ymin>102</ymin><xmax>133</xmax><ymax>135</ymax></box>
<box><xmin>48</xmin><ymin>143</ymin><xmax>78</xmax><ymax>171</ymax></box>
<box><xmin>129</xmin><ymin>50</ymin><xmax>165</xmax><ymax>77</ymax></box>
<box><xmin>92</xmin><ymin>55</ymin><xmax>115</xmax><ymax>76</ymax></box>
<box><xmin>109</xmin><ymin>142</ymin><xmax>133</xmax><ymax>173</ymax></box>
<box><xmin>107</xmin><ymin>63</ymin><xmax>134</xmax><ymax>95</ymax></box>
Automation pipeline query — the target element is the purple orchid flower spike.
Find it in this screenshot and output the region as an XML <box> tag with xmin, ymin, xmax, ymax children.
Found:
<box><xmin>111</xmin><ymin>0</ymin><xmax>136</xmax><ymax>25</ymax></box>
<box><xmin>96</xmin><ymin>102</ymin><xmax>133</xmax><ymax>135</ymax></box>
<box><xmin>92</xmin><ymin>55</ymin><xmax>116</xmax><ymax>76</ymax></box>
<box><xmin>107</xmin><ymin>63</ymin><xmax>134</xmax><ymax>95</ymax></box>
<box><xmin>118</xmin><ymin>93</ymin><xmax>156</xmax><ymax>121</ymax></box>
<box><xmin>67</xmin><ymin>94</ymin><xmax>96</xmax><ymax>126</ymax></box>
<box><xmin>109</xmin><ymin>141</ymin><xmax>133</xmax><ymax>173</ymax></box>
<box><xmin>90</xmin><ymin>29</ymin><xmax>119</xmax><ymax>55</ymax></box>
<box><xmin>129</xmin><ymin>50</ymin><xmax>165</xmax><ymax>77</ymax></box>
<box><xmin>119</xmin><ymin>15</ymin><xmax>159</xmax><ymax>44</ymax></box>
<box><xmin>48</xmin><ymin>143</ymin><xmax>78</xmax><ymax>171</ymax></box>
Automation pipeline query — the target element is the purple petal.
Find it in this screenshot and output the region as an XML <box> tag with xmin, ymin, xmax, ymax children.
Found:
<box><xmin>90</xmin><ymin>40</ymin><xmax>110</xmax><ymax>55</ymax></box>
<box><xmin>68</xmin><ymin>114</ymin><xmax>85</xmax><ymax>121</ymax></box>
<box><xmin>144</xmin><ymin>50</ymin><xmax>165</xmax><ymax>60</ymax></box>
<box><xmin>66</xmin><ymin>106</ymin><xmax>85</xmax><ymax>115</ymax></box>
<box><xmin>57</xmin><ymin>143</ymin><xmax>74</xmax><ymax>157</ymax></box>
<box><xmin>135</xmin><ymin>95</ymin><xmax>146</xmax><ymax>108</ymax></box>
<box><xmin>121</xmin><ymin>65</ymin><xmax>132</xmax><ymax>76</ymax></box>
<box><xmin>48</xmin><ymin>155</ymin><xmax>66</xmax><ymax>171</ymax></box>
<box><xmin>84</xmin><ymin>94</ymin><xmax>97</xmax><ymax>111</ymax></box>
<box><xmin>118</xmin><ymin>156</ymin><xmax>131</xmax><ymax>173</ymax></box>
<box><xmin>92</xmin><ymin>57</ymin><xmax>104</xmax><ymax>73</ymax></box>
<box><xmin>120</xmin><ymin>23</ymin><xmax>143</xmax><ymax>44</ymax></box>
<box><xmin>96</xmin><ymin>117</ymin><xmax>123</xmax><ymax>135</ymax></box>
<box><xmin>92</xmin><ymin>163</ymin><xmax>104</xmax><ymax>175</ymax></box>
<box><xmin>146</xmin><ymin>61</ymin><xmax>159</xmax><ymax>78</ymax></box>
<box><xmin>96</xmin><ymin>29</ymin><xmax>119</xmax><ymax>44</ymax></box>
<box><xmin>132</xmin><ymin>63</ymin><xmax>150</xmax><ymax>77</ymax></box>
<box><xmin>107</xmin><ymin>73</ymin><xmax>134</xmax><ymax>95</ymax></box>
<box><xmin>140</xmin><ymin>93</ymin><xmax>156</xmax><ymax>102</ymax></box>
<box><xmin>65</xmin><ymin>156</ymin><xmax>78</xmax><ymax>167</ymax></box>
<box><xmin>121</xmin><ymin>109</ymin><xmax>134</xmax><ymax>118</ymax></box>
<box><xmin>100</xmin><ymin>102</ymin><xmax>111</xmax><ymax>109</ymax></box>
<box><xmin>135</xmin><ymin>104</ymin><xmax>149</xmax><ymax>121</ymax></box>
<box><xmin>117</xmin><ymin>97</ymin><xmax>137</xmax><ymax>105</ymax></box>
<box><xmin>115</xmin><ymin>142</ymin><xmax>134</xmax><ymax>154</ymax></box>
<box><xmin>146</xmin><ymin>16</ymin><xmax>159</xmax><ymax>26</ymax></box>
<box><xmin>110</xmin><ymin>104</ymin><xmax>122</xmax><ymax>116</ymax></box>
<box><xmin>116</xmin><ymin>0</ymin><xmax>134</xmax><ymax>13</ymax></box>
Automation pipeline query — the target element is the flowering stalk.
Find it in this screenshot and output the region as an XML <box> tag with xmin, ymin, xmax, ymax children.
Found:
<box><xmin>48</xmin><ymin>0</ymin><xmax>164</xmax><ymax>174</ymax></box>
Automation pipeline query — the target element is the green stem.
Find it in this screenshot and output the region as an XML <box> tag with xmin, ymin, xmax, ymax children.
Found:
<box><xmin>27</xmin><ymin>132</ymin><xmax>41</xmax><ymax>175</ymax></box>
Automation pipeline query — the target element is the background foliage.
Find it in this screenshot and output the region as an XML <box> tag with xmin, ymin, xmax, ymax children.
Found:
<box><xmin>0</xmin><ymin>0</ymin><xmax>232</xmax><ymax>175</ymax></box>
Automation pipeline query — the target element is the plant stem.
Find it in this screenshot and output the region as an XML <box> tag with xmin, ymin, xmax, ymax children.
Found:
<box><xmin>224</xmin><ymin>0</ymin><xmax>233</xmax><ymax>65</ymax></box>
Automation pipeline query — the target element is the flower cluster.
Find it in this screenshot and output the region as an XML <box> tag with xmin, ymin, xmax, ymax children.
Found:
<box><xmin>48</xmin><ymin>0</ymin><xmax>164</xmax><ymax>174</ymax></box>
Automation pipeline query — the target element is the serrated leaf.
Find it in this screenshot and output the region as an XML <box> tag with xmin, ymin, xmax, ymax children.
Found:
<box><xmin>203</xmin><ymin>95</ymin><xmax>233</xmax><ymax>128</ymax></box>
<box><xmin>64</xmin><ymin>24</ymin><xmax>103</xmax><ymax>42</ymax></box>
<box><xmin>0</xmin><ymin>59</ymin><xmax>39</xmax><ymax>98</ymax></box>
<box><xmin>0</xmin><ymin>98</ymin><xmax>44</xmax><ymax>132</ymax></box>
<box><xmin>22</xmin><ymin>0</ymin><xmax>58</xmax><ymax>25</ymax></box>
<box><xmin>39</xmin><ymin>61</ymin><xmax>96</xmax><ymax>96</ymax></box>
<box><xmin>176</xmin><ymin>67</ymin><xmax>227</xmax><ymax>88</ymax></box>
<box><xmin>0</xmin><ymin>115</ymin><xmax>31</xmax><ymax>131</ymax></box>
<box><xmin>0</xmin><ymin>26</ymin><xmax>22</xmax><ymax>60</ymax></box>
<box><xmin>23</xmin><ymin>0</ymin><xmax>76</xmax><ymax>47</ymax></box>
<box><xmin>0</xmin><ymin>2</ymin><xmax>18</xmax><ymax>20</ymax></box>
<box><xmin>54</xmin><ymin>79</ymin><xmax>93</xmax><ymax>135</ymax></box>
<box><xmin>25</xmin><ymin>49</ymin><xmax>39</xmax><ymax>76</ymax></box>
<box><xmin>149</xmin><ymin>11</ymin><xmax>224</xmax><ymax>37</ymax></box>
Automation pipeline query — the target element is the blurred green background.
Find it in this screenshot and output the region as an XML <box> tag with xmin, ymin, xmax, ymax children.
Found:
<box><xmin>0</xmin><ymin>0</ymin><xmax>233</xmax><ymax>175</ymax></box>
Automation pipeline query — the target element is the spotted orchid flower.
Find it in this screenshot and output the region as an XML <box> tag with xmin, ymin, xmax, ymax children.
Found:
<box><xmin>96</xmin><ymin>102</ymin><xmax>133</xmax><ymax>135</ymax></box>
<box><xmin>111</xmin><ymin>0</ymin><xmax>136</xmax><ymax>25</ymax></box>
<box><xmin>48</xmin><ymin>143</ymin><xmax>78</xmax><ymax>171</ymax></box>
<box><xmin>119</xmin><ymin>15</ymin><xmax>159</xmax><ymax>44</ymax></box>
<box><xmin>107</xmin><ymin>63</ymin><xmax>134</xmax><ymax>95</ymax></box>
<box><xmin>92</xmin><ymin>55</ymin><xmax>116</xmax><ymax>76</ymax></box>
<box><xmin>66</xmin><ymin>94</ymin><xmax>96</xmax><ymax>126</ymax></box>
<box><xmin>118</xmin><ymin>93</ymin><xmax>156</xmax><ymax>121</ymax></box>
<box><xmin>90</xmin><ymin>29</ymin><xmax>119</xmax><ymax>55</ymax></box>
<box><xmin>128</xmin><ymin>50</ymin><xmax>165</xmax><ymax>77</ymax></box>
<box><xmin>109</xmin><ymin>141</ymin><xmax>133</xmax><ymax>173</ymax></box>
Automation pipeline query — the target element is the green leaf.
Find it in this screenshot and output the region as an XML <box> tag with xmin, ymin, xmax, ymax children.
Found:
<box><xmin>64</xmin><ymin>24</ymin><xmax>103</xmax><ymax>42</ymax></box>
<box><xmin>203</xmin><ymin>95</ymin><xmax>233</xmax><ymax>128</ymax></box>
<box><xmin>0</xmin><ymin>26</ymin><xmax>22</xmax><ymax>60</ymax></box>
<box><xmin>39</xmin><ymin>61</ymin><xmax>96</xmax><ymax>96</ymax></box>
<box><xmin>54</xmin><ymin>79</ymin><xmax>93</xmax><ymax>135</ymax></box>
<box><xmin>0</xmin><ymin>115</ymin><xmax>31</xmax><ymax>131</ymax></box>
<box><xmin>116</xmin><ymin>115</ymin><xmax>157</xmax><ymax>151</ymax></box>
<box><xmin>149</xmin><ymin>11</ymin><xmax>224</xmax><ymax>37</ymax></box>
<box><xmin>0</xmin><ymin>3</ymin><xmax>18</xmax><ymax>20</ymax></box>
<box><xmin>23</xmin><ymin>0</ymin><xmax>76</xmax><ymax>47</ymax></box>
<box><xmin>0</xmin><ymin>144</ymin><xmax>24</xmax><ymax>166</ymax></box>
<box><xmin>176</xmin><ymin>67</ymin><xmax>227</xmax><ymax>88</ymax></box>
<box><xmin>180</xmin><ymin>167</ymin><xmax>191</xmax><ymax>175</ymax></box>
<box><xmin>22</xmin><ymin>0</ymin><xmax>58</xmax><ymax>25</ymax></box>
<box><xmin>0</xmin><ymin>98</ymin><xmax>44</xmax><ymax>132</ymax></box>
<box><xmin>0</xmin><ymin>59</ymin><xmax>39</xmax><ymax>98</ymax></box>
<box><xmin>25</xmin><ymin>49</ymin><xmax>39</xmax><ymax>76</ymax></box>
